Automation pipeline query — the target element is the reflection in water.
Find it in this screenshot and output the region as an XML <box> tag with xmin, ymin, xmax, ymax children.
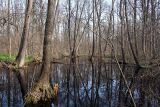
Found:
<box><xmin>0</xmin><ymin>68</ymin><xmax>23</xmax><ymax>107</ymax></box>
<box><xmin>0</xmin><ymin>62</ymin><xmax>160</xmax><ymax>107</ymax></box>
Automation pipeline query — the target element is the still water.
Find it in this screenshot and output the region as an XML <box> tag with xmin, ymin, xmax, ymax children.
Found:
<box><xmin>0</xmin><ymin>61</ymin><xmax>160</xmax><ymax>107</ymax></box>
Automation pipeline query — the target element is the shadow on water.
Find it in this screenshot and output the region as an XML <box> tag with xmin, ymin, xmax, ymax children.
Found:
<box><xmin>0</xmin><ymin>61</ymin><xmax>160</xmax><ymax>107</ymax></box>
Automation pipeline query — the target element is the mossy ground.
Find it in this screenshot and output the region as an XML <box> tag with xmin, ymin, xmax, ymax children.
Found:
<box><xmin>0</xmin><ymin>53</ymin><xmax>15</xmax><ymax>62</ymax></box>
<box><xmin>0</xmin><ymin>53</ymin><xmax>34</xmax><ymax>63</ymax></box>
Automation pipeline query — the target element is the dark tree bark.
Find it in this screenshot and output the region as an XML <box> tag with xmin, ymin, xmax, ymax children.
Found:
<box><xmin>119</xmin><ymin>0</ymin><xmax>126</xmax><ymax>64</ymax></box>
<box><xmin>133</xmin><ymin>0</ymin><xmax>138</xmax><ymax>56</ymax></box>
<box><xmin>16</xmin><ymin>0</ymin><xmax>33</xmax><ymax>67</ymax></box>
<box><xmin>24</xmin><ymin>0</ymin><xmax>58</xmax><ymax>106</ymax></box>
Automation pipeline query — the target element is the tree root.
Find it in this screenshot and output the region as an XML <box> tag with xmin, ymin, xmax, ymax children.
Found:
<box><xmin>25</xmin><ymin>83</ymin><xmax>53</xmax><ymax>107</ymax></box>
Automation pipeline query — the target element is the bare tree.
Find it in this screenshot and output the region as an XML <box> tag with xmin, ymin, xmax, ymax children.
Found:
<box><xmin>16</xmin><ymin>0</ymin><xmax>34</xmax><ymax>67</ymax></box>
<box><xmin>68</xmin><ymin>0</ymin><xmax>72</xmax><ymax>58</ymax></box>
<box><xmin>119</xmin><ymin>0</ymin><xmax>126</xmax><ymax>64</ymax></box>
<box><xmin>133</xmin><ymin>0</ymin><xmax>138</xmax><ymax>56</ymax></box>
<box><xmin>141</xmin><ymin>0</ymin><xmax>149</xmax><ymax>56</ymax></box>
<box><xmin>25</xmin><ymin>0</ymin><xmax>58</xmax><ymax>106</ymax></box>
<box><xmin>91</xmin><ymin>0</ymin><xmax>95</xmax><ymax>60</ymax></box>
<box><xmin>124</xmin><ymin>0</ymin><xmax>140</xmax><ymax>67</ymax></box>
<box><xmin>150</xmin><ymin>0</ymin><xmax>156</xmax><ymax>59</ymax></box>
<box><xmin>7</xmin><ymin>0</ymin><xmax>11</xmax><ymax>57</ymax></box>
<box><xmin>0</xmin><ymin>0</ymin><xmax>160</xmax><ymax>69</ymax></box>
<box><xmin>95</xmin><ymin>0</ymin><xmax>102</xmax><ymax>59</ymax></box>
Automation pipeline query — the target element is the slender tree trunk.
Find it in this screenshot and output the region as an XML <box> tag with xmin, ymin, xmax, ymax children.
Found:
<box><xmin>95</xmin><ymin>0</ymin><xmax>102</xmax><ymax>59</ymax></box>
<box><xmin>72</xmin><ymin>0</ymin><xmax>79</xmax><ymax>62</ymax></box>
<box><xmin>119</xmin><ymin>0</ymin><xmax>126</xmax><ymax>64</ymax></box>
<box><xmin>16</xmin><ymin>0</ymin><xmax>33</xmax><ymax>67</ymax></box>
<box><xmin>91</xmin><ymin>0</ymin><xmax>95</xmax><ymax>60</ymax></box>
<box><xmin>124</xmin><ymin>0</ymin><xmax>140</xmax><ymax>67</ymax></box>
<box><xmin>103</xmin><ymin>0</ymin><xmax>115</xmax><ymax>55</ymax></box>
<box><xmin>141</xmin><ymin>0</ymin><xmax>149</xmax><ymax>58</ymax></box>
<box><xmin>7</xmin><ymin>0</ymin><xmax>11</xmax><ymax>57</ymax></box>
<box><xmin>133</xmin><ymin>0</ymin><xmax>138</xmax><ymax>56</ymax></box>
<box><xmin>151</xmin><ymin>0</ymin><xmax>156</xmax><ymax>59</ymax></box>
<box><xmin>141</xmin><ymin>0</ymin><xmax>146</xmax><ymax>56</ymax></box>
<box><xmin>68</xmin><ymin>0</ymin><xmax>72</xmax><ymax>58</ymax></box>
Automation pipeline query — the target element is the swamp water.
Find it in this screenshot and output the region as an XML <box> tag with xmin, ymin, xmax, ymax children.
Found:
<box><xmin>0</xmin><ymin>61</ymin><xmax>159</xmax><ymax>107</ymax></box>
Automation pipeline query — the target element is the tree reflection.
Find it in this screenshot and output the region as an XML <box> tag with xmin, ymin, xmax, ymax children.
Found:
<box><xmin>0</xmin><ymin>61</ymin><xmax>160</xmax><ymax>107</ymax></box>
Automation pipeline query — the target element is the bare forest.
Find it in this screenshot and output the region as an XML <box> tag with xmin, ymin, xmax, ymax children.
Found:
<box><xmin>0</xmin><ymin>0</ymin><xmax>160</xmax><ymax>107</ymax></box>
<box><xmin>0</xmin><ymin>0</ymin><xmax>160</xmax><ymax>65</ymax></box>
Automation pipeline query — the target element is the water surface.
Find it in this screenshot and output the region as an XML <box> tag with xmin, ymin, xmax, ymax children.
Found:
<box><xmin>0</xmin><ymin>61</ymin><xmax>159</xmax><ymax>107</ymax></box>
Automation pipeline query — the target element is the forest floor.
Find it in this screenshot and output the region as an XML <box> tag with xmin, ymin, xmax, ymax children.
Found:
<box><xmin>0</xmin><ymin>53</ymin><xmax>159</xmax><ymax>69</ymax></box>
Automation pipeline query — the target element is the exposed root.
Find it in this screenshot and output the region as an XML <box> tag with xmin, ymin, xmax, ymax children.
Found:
<box><xmin>25</xmin><ymin>82</ymin><xmax>53</xmax><ymax>106</ymax></box>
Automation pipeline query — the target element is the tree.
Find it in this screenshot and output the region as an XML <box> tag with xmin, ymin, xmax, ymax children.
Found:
<box><xmin>91</xmin><ymin>0</ymin><xmax>95</xmax><ymax>60</ymax></box>
<box><xmin>95</xmin><ymin>0</ymin><xmax>102</xmax><ymax>59</ymax></box>
<box><xmin>133</xmin><ymin>0</ymin><xmax>138</xmax><ymax>56</ymax></box>
<box><xmin>12</xmin><ymin>0</ymin><xmax>34</xmax><ymax>100</ymax></box>
<box><xmin>7</xmin><ymin>0</ymin><xmax>11</xmax><ymax>57</ymax></box>
<box><xmin>141</xmin><ymin>0</ymin><xmax>149</xmax><ymax>57</ymax></box>
<box><xmin>150</xmin><ymin>0</ymin><xmax>156</xmax><ymax>59</ymax></box>
<box><xmin>68</xmin><ymin>0</ymin><xmax>72</xmax><ymax>58</ymax></box>
<box><xmin>16</xmin><ymin>0</ymin><xmax>34</xmax><ymax>67</ymax></box>
<box><xmin>119</xmin><ymin>0</ymin><xmax>126</xmax><ymax>64</ymax></box>
<box><xmin>25</xmin><ymin>0</ymin><xmax>58</xmax><ymax>106</ymax></box>
<box><xmin>124</xmin><ymin>0</ymin><xmax>140</xmax><ymax>67</ymax></box>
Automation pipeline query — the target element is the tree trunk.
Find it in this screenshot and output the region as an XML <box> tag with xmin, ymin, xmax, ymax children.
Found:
<box><xmin>119</xmin><ymin>0</ymin><xmax>126</xmax><ymax>64</ymax></box>
<box><xmin>124</xmin><ymin>0</ymin><xmax>140</xmax><ymax>67</ymax></box>
<box><xmin>16</xmin><ymin>0</ymin><xmax>33</xmax><ymax>67</ymax></box>
<box><xmin>13</xmin><ymin>0</ymin><xmax>33</xmax><ymax>103</ymax></box>
<box><xmin>68</xmin><ymin>0</ymin><xmax>72</xmax><ymax>58</ymax></box>
<box><xmin>150</xmin><ymin>0</ymin><xmax>156</xmax><ymax>59</ymax></box>
<box><xmin>25</xmin><ymin>0</ymin><xmax>58</xmax><ymax>106</ymax></box>
<box><xmin>7</xmin><ymin>0</ymin><xmax>11</xmax><ymax>57</ymax></box>
<box><xmin>95</xmin><ymin>0</ymin><xmax>102</xmax><ymax>59</ymax></box>
<box><xmin>91</xmin><ymin>0</ymin><xmax>95</xmax><ymax>60</ymax></box>
<box><xmin>133</xmin><ymin>0</ymin><xmax>138</xmax><ymax>56</ymax></box>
